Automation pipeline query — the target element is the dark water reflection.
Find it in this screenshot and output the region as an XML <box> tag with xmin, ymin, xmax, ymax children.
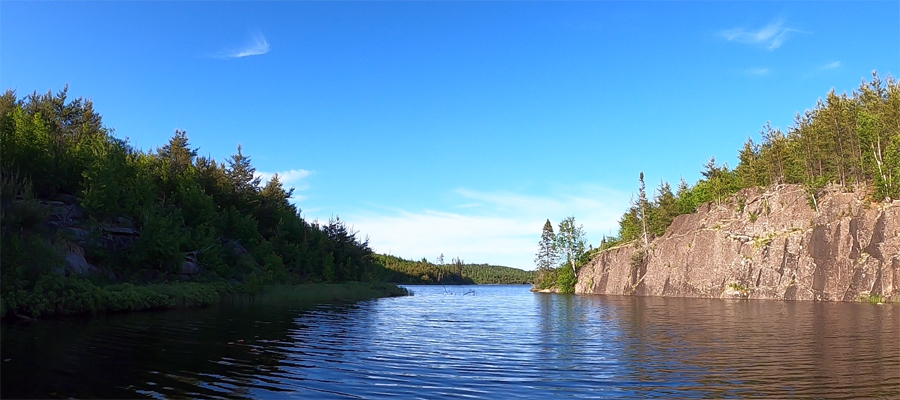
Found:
<box><xmin>2</xmin><ymin>285</ymin><xmax>898</xmax><ymax>399</ymax></box>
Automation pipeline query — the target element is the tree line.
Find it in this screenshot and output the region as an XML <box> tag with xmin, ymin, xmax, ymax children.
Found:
<box><xmin>1</xmin><ymin>87</ymin><xmax>387</xmax><ymax>315</ymax></box>
<box><xmin>375</xmin><ymin>254</ymin><xmax>535</xmax><ymax>285</ymax></box>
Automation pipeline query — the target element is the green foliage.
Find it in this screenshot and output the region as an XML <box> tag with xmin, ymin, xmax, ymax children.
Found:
<box><xmin>603</xmin><ymin>72</ymin><xmax>899</xmax><ymax>252</ymax></box>
<box><xmin>534</xmin><ymin>219</ymin><xmax>557</xmax><ymax>272</ymax></box>
<box><xmin>556</xmin><ymin>216</ymin><xmax>587</xmax><ymax>273</ymax></box>
<box><xmin>532</xmin><ymin>216</ymin><xmax>591</xmax><ymax>292</ymax></box>
<box><xmin>649</xmin><ymin>181</ymin><xmax>678</xmax><ymax>236</ymax></box>
<box><xmin>728</xmin><ymin>282</ymin><xmax>750</xmax><ymax>297</ymax></box>
<box><xmin>1</xmin><ymin>275</ymin><xmax>237</xmax><ymax>318</ymax></box>
<box><xmin>556</xmin><ymin>265</ymin><xmax>576</xmax><ymax>294</ymax></box>
<box><xmin>534</xmin><ymin>268</ymin><xmax>557</xmax><ymax>290</ymax></box>
<box><xmin>0</xmin><ymin>87</ymin><xmax>390</xmax><ymax>318</ymax></box>
<box><xmin>375</xmin><ymin>254</ymin><xmax>535</xmax><ymax>285</ymax></box>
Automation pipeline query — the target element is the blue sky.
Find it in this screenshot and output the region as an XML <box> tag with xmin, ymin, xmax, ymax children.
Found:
<box><xmin>3</xmin><ymin>2</ymin><xmax>898</xmax><ymax>270</ymax></box>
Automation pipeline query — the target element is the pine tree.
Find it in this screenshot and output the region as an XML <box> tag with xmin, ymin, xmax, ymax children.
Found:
<box><xmin>226</xmin><ymin>144</ymin><xmax>261</xmax><ymax>195</ymax></box>
<box><xmin>637</xmin><ymin>172</ymin><xmax>650</xmax><ymax>247</ymax></box>
<box><xmin>649</xmin><ymin>181</ymin><xmax>677</xmax><ymax>236</ymax></box>
<box><xmin>534</xmin><ymin>219</ymin><xmax>557</xmax><ymax>272</ymax></box>
<box><xmin>158</xmin><ymin>130</ymin><xmax>198</xmax><ymax>175</ymax></box>
<box><xmin>260</xmin><ymin>173</ymin><xmax>294</xmax><ymax>204</ymax></box>
<box><xmin>736</xmin><ymin>136</ymin><xmax>764</xmax><ymax>188</ymax></box>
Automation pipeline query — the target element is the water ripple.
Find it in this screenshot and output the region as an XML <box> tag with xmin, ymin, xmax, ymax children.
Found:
<box><xmin>2</xmin><ymin>285</ymin><xmax>899</xmax><ymax>399</ymax></box>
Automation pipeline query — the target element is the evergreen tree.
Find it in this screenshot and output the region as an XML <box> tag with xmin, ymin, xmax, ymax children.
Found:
<box><xmin>534</xmin><ymin>219</ymin><xmax>557</xmax><ymax>287</ymax></box>
<box><xmin>227</xmin><ymin>144</ymin><xmax>261</xmax><ymax>195</ymax></box>
<box><xmin>260</xmin><ymin>173</ymin><xmax>294</xmax><ymax>204</ymax></box>
<box><xmin>736</xmin><ymin>136</ymin><xmax>764</xmax><ymax>188</ymax></box>
<box><xmin>649</xmin><ymin>181</ymin><xmax>677</xmax><ymax>236</ymax></box>
<box><xmin>637</xmin><ymin>172</ymin><xmax>650</xmax><ymax>247</ymax></box>
<box><xmin>534</xmin><ymin>219</ymin><xmax>557</xmax><ymax>271</ymax></box>
<box><xmin>157</xmin><ymin>130</ymin><xmax>198</xmax><ymax>175</ymax></box>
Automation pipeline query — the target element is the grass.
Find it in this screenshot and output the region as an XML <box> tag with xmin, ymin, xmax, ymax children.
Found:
<box><xmin>1</xmin><ymin>275</ymin><xmax>409</xmax><ymax>319</ymax></box>
<box><xmin>727</xmin><ymin>282</ymin><xmax>751</xmax><ymax>297</ymax></box>
<box><xmin>749</xmin><ymin>211</ymin><xmax>759</xmax><ymax>222</ymax></box>
<box><xmin>860</xmin><ymin>293</ymin><xmax>888</xmax><ymax>304</ymax></box>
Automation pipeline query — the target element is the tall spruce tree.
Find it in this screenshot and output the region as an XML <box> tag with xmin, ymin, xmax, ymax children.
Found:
<box><xmin>260</xmin><ymin>173</ymin><xmax>294</xmax><ymax>204</ymax></box>
<box><xmin>534</xmin><ymin>219</ymin><xmax>557</xmax><ymax>272</ymax></box>
<box><xmin>637</xmin><ymin>172</ymin><xmax>650</xmax><ymax>247</ymax></box>
<box><xmin>649</xmin><ymin>181</ymin><xmax>677</xmax><ymax>236</ymax></box>
<box><xmin>227</xmin><ymin>144</ymin><xmax>261</xmax><ymax>195</ymax></box>
<box><xmin>158</xmin><ymin>130</ymin><xmax>198</xmax><ymax>175</ymax></box>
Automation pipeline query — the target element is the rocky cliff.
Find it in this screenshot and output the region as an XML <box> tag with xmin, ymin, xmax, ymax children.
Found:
<box><xmin>576</xmin><ymin>184</ymin><xmax>900</xmax><ymax>302</ymax></box>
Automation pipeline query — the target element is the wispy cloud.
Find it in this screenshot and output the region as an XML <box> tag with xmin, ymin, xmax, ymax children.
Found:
<box><xmin>256</xmin><ymin>169</ymin><xmax>312</xmax><ymax>185</ymax></box>
<box><xmin>720</xmin><ymin>19</ymin><xmax>804</xmax><ymax>50</ymax></box>
<box><xmin>821</xmin><ymin>61</ymin><xmax>841</xmax><ymax>70</ymax></box>
<box><xmin>337</xmin><ymin>186</ymin><xmax>631</xmax><ymax>270</ymax></box>
<box><xmin>746</xmin><ymin>68</ymin><xmax>770</xmax><ymax>76</ymax></box>
<box><xmin>220</xmin><ymin>33</ymin><xmax>270</xmax><ymax>59</ymax></box>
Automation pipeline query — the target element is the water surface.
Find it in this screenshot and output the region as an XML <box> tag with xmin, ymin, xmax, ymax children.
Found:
<box><xmin>2</xmin><ymin>285</ymin><xmax>898</xmax><ymax>399</ymax></box>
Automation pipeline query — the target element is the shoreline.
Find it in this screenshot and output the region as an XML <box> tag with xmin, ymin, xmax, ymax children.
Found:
<box><xmin>1</xmin><ymin>279</ymin><xmax>409</xmax><ymax>320</ymax></box>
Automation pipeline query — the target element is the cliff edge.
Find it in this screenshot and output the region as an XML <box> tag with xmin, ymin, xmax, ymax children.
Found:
<box><xmin>576</xmin><ymin>184</ymin><xmax>900</xmax><ymax>302</ymax></box>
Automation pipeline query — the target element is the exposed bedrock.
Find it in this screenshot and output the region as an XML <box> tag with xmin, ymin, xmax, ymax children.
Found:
<box><xmin>576</xmin><ymin>185</ymin><xmax>900</xmax><ymax>302</ymax></box>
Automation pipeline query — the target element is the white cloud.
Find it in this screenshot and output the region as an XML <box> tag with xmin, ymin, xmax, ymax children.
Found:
<box><xmin>342</xmin><ymin>186</ymin><xmax>631</xmax><ymax>270</ymax></box>
<box><xmin>256</xmin><ymin>169</ymin><xmax>313</xmax><ymax>204</ymax></box>
<box><xmin>720</xmin><ymin>19</ymin><xmax>804</xmax><ymax>50</ymax></box>
<box><xmin>256</xmin><ymin>169</ymin><xmax>312</xmax><ymax>185</ymax></box>
<box><xmin>746</xmin><ymin>68</ymin><xmax>770</xmax><ymax>76</ymax></box>
<box><xmin>221</xmin><ymin>33</ymin><xmax>270</xmax><ymax>58</ymax></box>
<box><xmin>821</xmin><ymin>61</ymin><xmax>841</xmax><ymax>70</ymax></box>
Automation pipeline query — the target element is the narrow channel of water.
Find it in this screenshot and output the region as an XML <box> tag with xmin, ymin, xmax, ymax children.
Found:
<box><xmin>2</xmin><ymin>284</ymin><xmax>898</xmax><ymax>399</ymax></box>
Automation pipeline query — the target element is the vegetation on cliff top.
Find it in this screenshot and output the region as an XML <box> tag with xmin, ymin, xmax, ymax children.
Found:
<box><xmin>533</xmin><ymin>72</ymin><xmax>898</xmax><ymax>294</ymax></box>
<box><xmin>607</xmin><ymin>72</ymin><xmax>898</xmax><ymax>250</ymax></box>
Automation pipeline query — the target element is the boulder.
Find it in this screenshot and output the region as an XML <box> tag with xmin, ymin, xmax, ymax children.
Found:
<box><xmin>181</xmin><ymin>260</ymin><xmax>201</xmax><ymax>275</ymax></box>
<box><xmin>64</xmin><ymin>252</ymin><xmax>100</xmax><ymax>276</ymax></box>
<box><xmin>180</xmin><ymin>250</ymin><xmax>202</xmax><ymax>275</ymax></box>
<box><xmin>222</xmin><ymin>238</ymin><xmax>249</xmax><ymax>256</ymax></box>
<box><xmin>46</xmin><ymin>203</ymin><xmax>87</xmax><ymax>226</ymax></box>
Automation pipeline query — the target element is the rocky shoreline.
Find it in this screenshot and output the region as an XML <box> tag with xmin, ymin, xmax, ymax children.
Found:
<box><xmin>576</xmin><ymin>184</ymin><xmax>899</xmax><ymax>302</ymax></box>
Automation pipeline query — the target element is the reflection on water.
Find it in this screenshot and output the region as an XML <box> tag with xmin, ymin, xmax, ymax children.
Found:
<box><xmin>2</xmin><ymin>285</ymin><xmax>898</xmax><ymax>399</ymax></box>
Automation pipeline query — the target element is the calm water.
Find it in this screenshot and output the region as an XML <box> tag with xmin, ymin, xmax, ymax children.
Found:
<box><xmin>2</xmin><ymin>285</ymin><xmax>898</xmax><ymax>399</ymax></box>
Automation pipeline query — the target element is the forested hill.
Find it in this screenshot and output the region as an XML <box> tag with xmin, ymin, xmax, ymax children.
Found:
<box><xmin>375</xmin><ymin>254</ymin><xmax>535</xmax><ymax>284</ymax></box>
<box><xmin>1</xmin><ymin>87</ymin><xmax>392</xmax><ymax>317</ymax></box>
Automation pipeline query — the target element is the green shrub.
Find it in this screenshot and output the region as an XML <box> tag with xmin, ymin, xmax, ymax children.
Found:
<box><xmin>556</xmin><ymin>266</ymin><xmax>577</xmax><ymax>294</ymax></box>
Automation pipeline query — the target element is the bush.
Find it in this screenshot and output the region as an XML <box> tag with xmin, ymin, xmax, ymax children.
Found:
<box><xmin>556</xmin><ymin>266</ymin><xmax>577</xmax><ymax>294</ymax></box>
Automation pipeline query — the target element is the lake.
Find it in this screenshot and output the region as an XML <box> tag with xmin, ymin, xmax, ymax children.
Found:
<box><xmin>2</xmin><ymin>284</ymin><xmax>898</xmax><ymax>399</ymax></box>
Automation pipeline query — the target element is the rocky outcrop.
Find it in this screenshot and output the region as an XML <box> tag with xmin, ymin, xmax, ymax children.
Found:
<box><xmin>576</xmin><ymin>184</ymin><xmax>900</xmax><ymax>302</ymax></box>
<box><xmin>61</xmin><ymin>242</ymin><xmax>101</xmax><ymax>276</ymax></box>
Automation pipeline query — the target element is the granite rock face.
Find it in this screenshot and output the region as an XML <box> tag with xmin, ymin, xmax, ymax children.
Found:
<box><xmin>576</xmin><ymin>184</ymin><xmax>900</xmax><ymax>302</ymax></box>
